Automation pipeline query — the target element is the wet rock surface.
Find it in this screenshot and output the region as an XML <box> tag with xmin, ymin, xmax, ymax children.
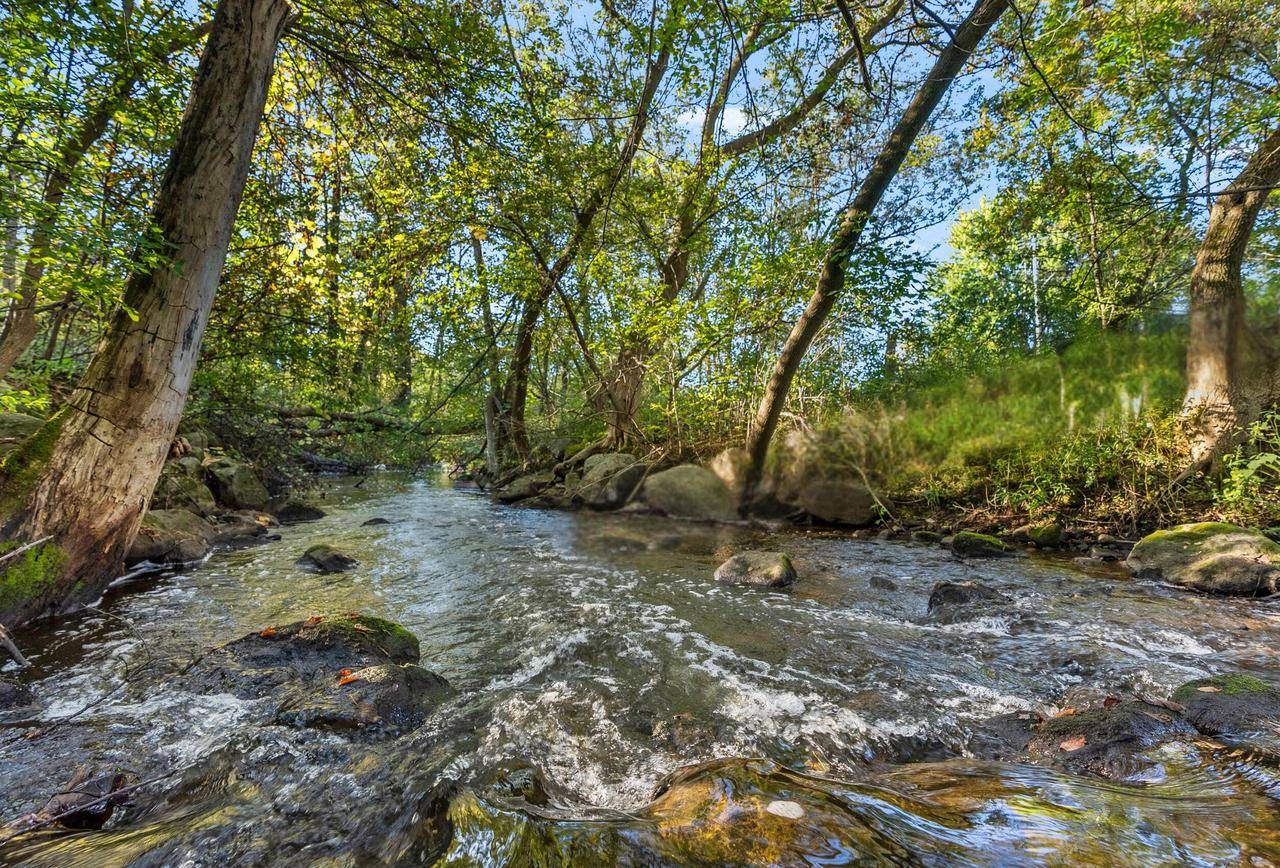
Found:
<box><xmin>181</xmin><ymin>613</ymin><xmax>445</xmax><ymax>735</ymax></box>
<box><xmin>1172</xmin><ymin>673</ymin><xmax>1280</xmax><ymax>736</ymax></box>
<box><xmin>713</xmin><ymin>550</ymin><xmax>797</xmax><ymax>588</ymax></box>
<box><xmin>126</xmin><ymin>508</ymin><xmax>215</xmax><ymax>565</ymax></box>
<box><xmin>298</xmin><ymin>543</ymin><xmax>358</xmax><ymax>573</ymax></box>
<box><xmin>1023</xmin><ymin>701</ymin><xmax>1196</xmax><ymax>779</ymax></box>
<box><xmin>925</xmin><ymin>580</ymin><xmax>1010</xmax><ymax>623</ymax></box>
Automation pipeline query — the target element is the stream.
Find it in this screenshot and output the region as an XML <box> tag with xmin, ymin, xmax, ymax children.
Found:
<box><xmin>3</xmin><ymin>472</ymin><xmax>1280</xmax><ymax>865</ymax></box>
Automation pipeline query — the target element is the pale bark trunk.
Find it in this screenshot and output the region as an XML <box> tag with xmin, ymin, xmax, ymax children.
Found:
<box><xmin>472</xmin><ymin>233</ymin><xmax>502</xmax><ymax>473</ymax></box>
<box><xmin>497</xmin><ymin>43</ymin><xmax>670</xmax><ymax>460</ymax></box>
<box><xmin>1182</xmin><ymin>122</ymin><xmax>1280</xmax><ymax>461</ymax></box>
<box><xmin>0</xmin><ymin>21</ymin><xmax>212</xmax><ymax>381</ymax></box>
<box><xmin>740</xmin><ymin>0</ymin><xmax>1009</xmax><ymax>506</ymax></box>
<box><xmin>1</xmin><ymin>0</ymin><xmax>292</xmax><ymax>626</ymax></box>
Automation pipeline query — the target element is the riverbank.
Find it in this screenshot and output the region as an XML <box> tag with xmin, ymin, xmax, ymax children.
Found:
<box><xmin>2</xmin><ymin>474</ymin><xmax>1280</xmax><ymax>863</ymax></box>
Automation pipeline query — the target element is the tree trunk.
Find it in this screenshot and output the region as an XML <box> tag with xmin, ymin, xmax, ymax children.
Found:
<box><xmin>740</xmin><ymin>0</ymin><xmax>1009</xmax><ymax>506</ymax></box>
<box><xmin>1182</xmin><ymin>122</ymin><xmax>1280</xmax><ymax>461</ymax></box>
<box><xmin>0</xmin><ymin>0</ymin><xmax>292</xmax><ymax>626</ymax></box>
<box><xmin>472</xmin><ymin>233</ymin><xmax>502</xmax><ymax>472</ymax></box>
<box><xmin>598</xmin><ymin>4</ymin><xmax>904</xmax><ymax>444</ymax></box>
<box><xmin>496</xmin><ymin>42</ymin><xmax>670</xmax><ymax>460</ymax></box>
<box><xmin>392</xmin><ymin>278</ymin><xmax>412</xmax><ymax>406</ymax></box>
<box><xmin>0</xmin><ymin>21</ymin><xmax>212</xmax><ymax>381</ymax></box>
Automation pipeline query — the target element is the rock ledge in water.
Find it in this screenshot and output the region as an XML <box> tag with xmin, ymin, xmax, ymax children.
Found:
<box><xmin>1172</xmin><ymin>673</ymin><xmax>1280</xmax><ymax>735</ymax></box>
<box><xmin>714</xmin><ymin>550</ymin><xmax>797</xmax><ymax>588</ymax></box>
<box><xmin>298</xmin><ymin>543</ymin><xmax>357</xmax><ymax>573</ymax></box>
<box><xmin>1126</xmin><ymin>522</ymin><xmax>1280</xmax><ymax>596</ymax></box>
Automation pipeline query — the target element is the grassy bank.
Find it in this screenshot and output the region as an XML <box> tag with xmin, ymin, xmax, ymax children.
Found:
<box><xmin>794</xmin><ymin>332</ymin><xmax>1278</xmax><ymax>535</ymax></box>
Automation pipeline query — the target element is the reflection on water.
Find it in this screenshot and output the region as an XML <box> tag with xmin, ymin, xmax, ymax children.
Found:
<box><xmin>3</xmin><ymin>472</ymin><xmax>1280</xmax><ymax>865</ymax></box>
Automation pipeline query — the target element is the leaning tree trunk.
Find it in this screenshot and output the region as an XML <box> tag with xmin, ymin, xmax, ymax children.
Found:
<box><xmin>740</xmin><ymin>0</ymin><xmax>1009</xmax><ymax>507</ymax></box>
<box><xmin>1182</xmin><ymin>122</ymin><xmax>1280</xmax><ymax>462</ymax></box>
<box><xmin>0</xmin><ymin>0</ymin><xmax>293</xmax><ymax>626</ymax></box>
<box><xmin>496</xmin><ymin>42</ymin><xmax>671</xmax><ymax>461</ymax></box>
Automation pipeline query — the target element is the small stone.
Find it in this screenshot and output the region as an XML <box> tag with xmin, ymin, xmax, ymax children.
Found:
<box><xmin>765</xmin><ymin>800</ymin><xmax>805</xmax><ymax>819</ymax></box>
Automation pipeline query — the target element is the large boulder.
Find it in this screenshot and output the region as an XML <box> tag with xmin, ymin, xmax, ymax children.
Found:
<box><xmin>271</xmin><ymin>496</ymin><xmax>327</xmax><ymax>524</ymax></box>
<box><xmin>789</xmin><ymin>479</ymin><xmax>876</xmax><ymax>527</ymax></box>
<box><xmin>205</xmin><ymin>457</ymin><xmax>270</xmax><ymax>511</ymax></box>
<box><xmin>575</xmin><ymin>453</ymin><xmax>645</xmax><ymax>509</ymax></box>
<box><xmin>126</xmin><ymin>509</ymin><xmax>215</xmax><ymax>565</ymax></box>
<box><xmin>708</xmin><ymin>447</ymin><xmax>751</xmax><ymax>499</ymax></box>
<box><xmin>1172</xmin><ymin>673</ymin><xmax>1280</xmax><ymax>736</ymax></box>
<box><xmin>1126</xmin><ymin>522</ymin><xmax>1280</xmax><ymax>596</ymax></box>
<box><xmin>153</xmin><ymin>460</ymin><xmax>217</xmax><ymax>516</ymax></box>
<box><xmin>1024</xmin><ymin>701</ymin><xmax>1196</xmax><ymax>779</ymax></box>
<box><xmin>0</xmin><ymin>413</ymin><xmax>43</xmax><ymax>456</ymax></box>
<box><xmin>182</xmin><ymin>613</ymin><xmax>444</xmax><ymax>736</ymax></box>
<box><xmin>714</xmin><ymin>551</ymin><xmax>797</xmax><ymax>588</ymax></box>
<box><xmin>638</xmin><ymin>465</ymin><xmax>737</xmax><ymax>522</ymax></box>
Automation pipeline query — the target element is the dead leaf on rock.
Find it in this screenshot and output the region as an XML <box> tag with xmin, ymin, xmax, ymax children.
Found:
<box><xmin>1197</xmin><ymin>686</ymin><xmax>1221</xmax><ymax>693</ymax></box>
<box><xmin>1059</xmin><ymin>735</ymin><xmax>1087</xmax><ymax>752</ymax></box>
<box><xmin>259</xmin><ymin>627</ymin><xmax>277</xmax><ymax>639</ymax></box>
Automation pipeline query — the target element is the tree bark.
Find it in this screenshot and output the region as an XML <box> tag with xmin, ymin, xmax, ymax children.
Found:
<box><xmin>599</xmin><ymin>2</ymin><xmax>904</xmax><ymax>445</ymax></box>
<box><xmin>1182</xmin><ymin>122</ymin><xmax>1280</xmax><ymax>461</ymax></box>
<box><xmin>0</xmin><ymin>20</ymin><xmax>213</xmax><ymax>381</ymax></box>
<box><xmin>740</xmin><ymin>0</ymin><xmax>1009</xmax><ymax>506</ymax></box>
<box><xmin>0</xmin><ymin>0</ymin><xmax>292</xmax><ymax>626</ymax></box>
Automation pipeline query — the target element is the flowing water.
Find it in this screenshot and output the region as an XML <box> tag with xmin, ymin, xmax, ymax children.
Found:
<box><xmin>3</xmin><ymin>473</ymin><xmax>1280</xmax><ymax>865</ymax></box>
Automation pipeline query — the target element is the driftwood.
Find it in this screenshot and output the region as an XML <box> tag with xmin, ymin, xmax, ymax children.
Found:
<box><xmin>0</xmin><ymin>624</ymin><xmax>28</xmax><ymax>667</ymax></box>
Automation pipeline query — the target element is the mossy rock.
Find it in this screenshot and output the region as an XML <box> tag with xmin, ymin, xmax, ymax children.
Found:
<box><xmin>574</xmin><ymin>453</ymin><xmax>644</xmax><ymax>509</ymax></box>
<box><xmin>153</xmin><ymin>463</ymin><xmax>217</xmax><ymax>515</ymax></box>
<box><xmin>204</xmin><ymin>457</ymin><xmax>270</xmax><ymax>511</ymax></box>
<box><xmin>951</xmin><ymin>531</ymin><xmax>1008</xmax><ymax>558</ymax></box>
<box><xmin>494</xmin><ymin>471</ymin><xmax>555</xmax><ymax>505</ymax></box>
<box><xmin>1126</xmin><ymin>522</ymin><xmax>1280</xmax><ymax>596</ymax></box>
<box><xmin>910</xmin><ymin>529</ymin><xmax>943</xmax><ymax>544</ymax></box>
<box><xmin>271</xmin><ymin>497</ymin><xmax>326</xmax><ymax>524</ymax></box>
<box><xmin>1028</xmin><ymin>701</ymin><xmax>1196</xmax><ymax>779</ymax></box>
<box><xmin>1009</xmin><ymin>522</ymin><xmax>1063</xmax><ymax>547</ymax></box>
<box><xmin>274</xmin><ymin>662</ymin><xmax>449</xmax><ymax>733</ymax></box>
<box><xmin>1172</xmin><ymin>673</ymin><xmax>1280</xmax><ymax>736</ymax></box>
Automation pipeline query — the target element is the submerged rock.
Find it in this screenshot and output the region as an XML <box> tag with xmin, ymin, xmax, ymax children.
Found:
<box><xmin>205</xmin><ymin>457</ymin><xmax>271</xmax><ymax>511</ymax></box>
<box><xmin>638</xmin><ymin>465</ymin><xmax>737</xmax><ymax>522</ymax></box>
<box><xmin>272</xmin><ymin>497</ymin><xmax>327</xmax><ymax>524</ymax></box>
<box><xmin>275</xmin><ymin>662</ymin><xmax>448</xmax><ymax>732</ymax></box>
<box><xmin>950</xmin><ymin>531</ymin><xmax>1008</xmax><ymax>558</ymax></box>
<box><xmin>910</xmin><ymin>529</ymin><xmax>943</xmax><ymax>544</ymax></box>
<box><xmin>925</xmin><ymin>580</ymin><xmax>1009</xmax><ymax>624</ymax></box>
<box><xmin>298</xmin><ymin>544</ymin><xmax>358</xmax><ymax>573</ymax></box>
<box><xmin>12</xmin><ymin>770</ymin><xmax>130</xmax><ymax>833</ymax></box>
<box><xmin>126</xmin><ymin>508</ymin><xmax>215</xmax><ymax>565</ymax></box>
<box><xmin>0</xmin><ymin>676</ymin><xmax>35</xmax><ymax>714</ymax></box>
<box><xmin>791</xmin><ymin>479</ymin><xmax>876</xmax><ymax>527</ymax></box>
<box><xmin>714</xmin><ymin>550</ymin><xmax>797</xmax><ymax>588</ymax></box>
<box><xmin>1172</xmin><ymin>673</ymin><xmax>1280</xmax><ymax>736</ymax></box>
<box><xmin>1126</xmin><ymin>522</ymin><xmax>1280</xmax><ymax>596</ymax></box>
<box><xmin>575</xmin><ymin>453</ymin><xmax>645</xmax><ymax>509</ymax></box>
<box><xmin>362</xmin><ymin>517</ymin><xmax>392</xmax><ymax>526</ymax></box>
